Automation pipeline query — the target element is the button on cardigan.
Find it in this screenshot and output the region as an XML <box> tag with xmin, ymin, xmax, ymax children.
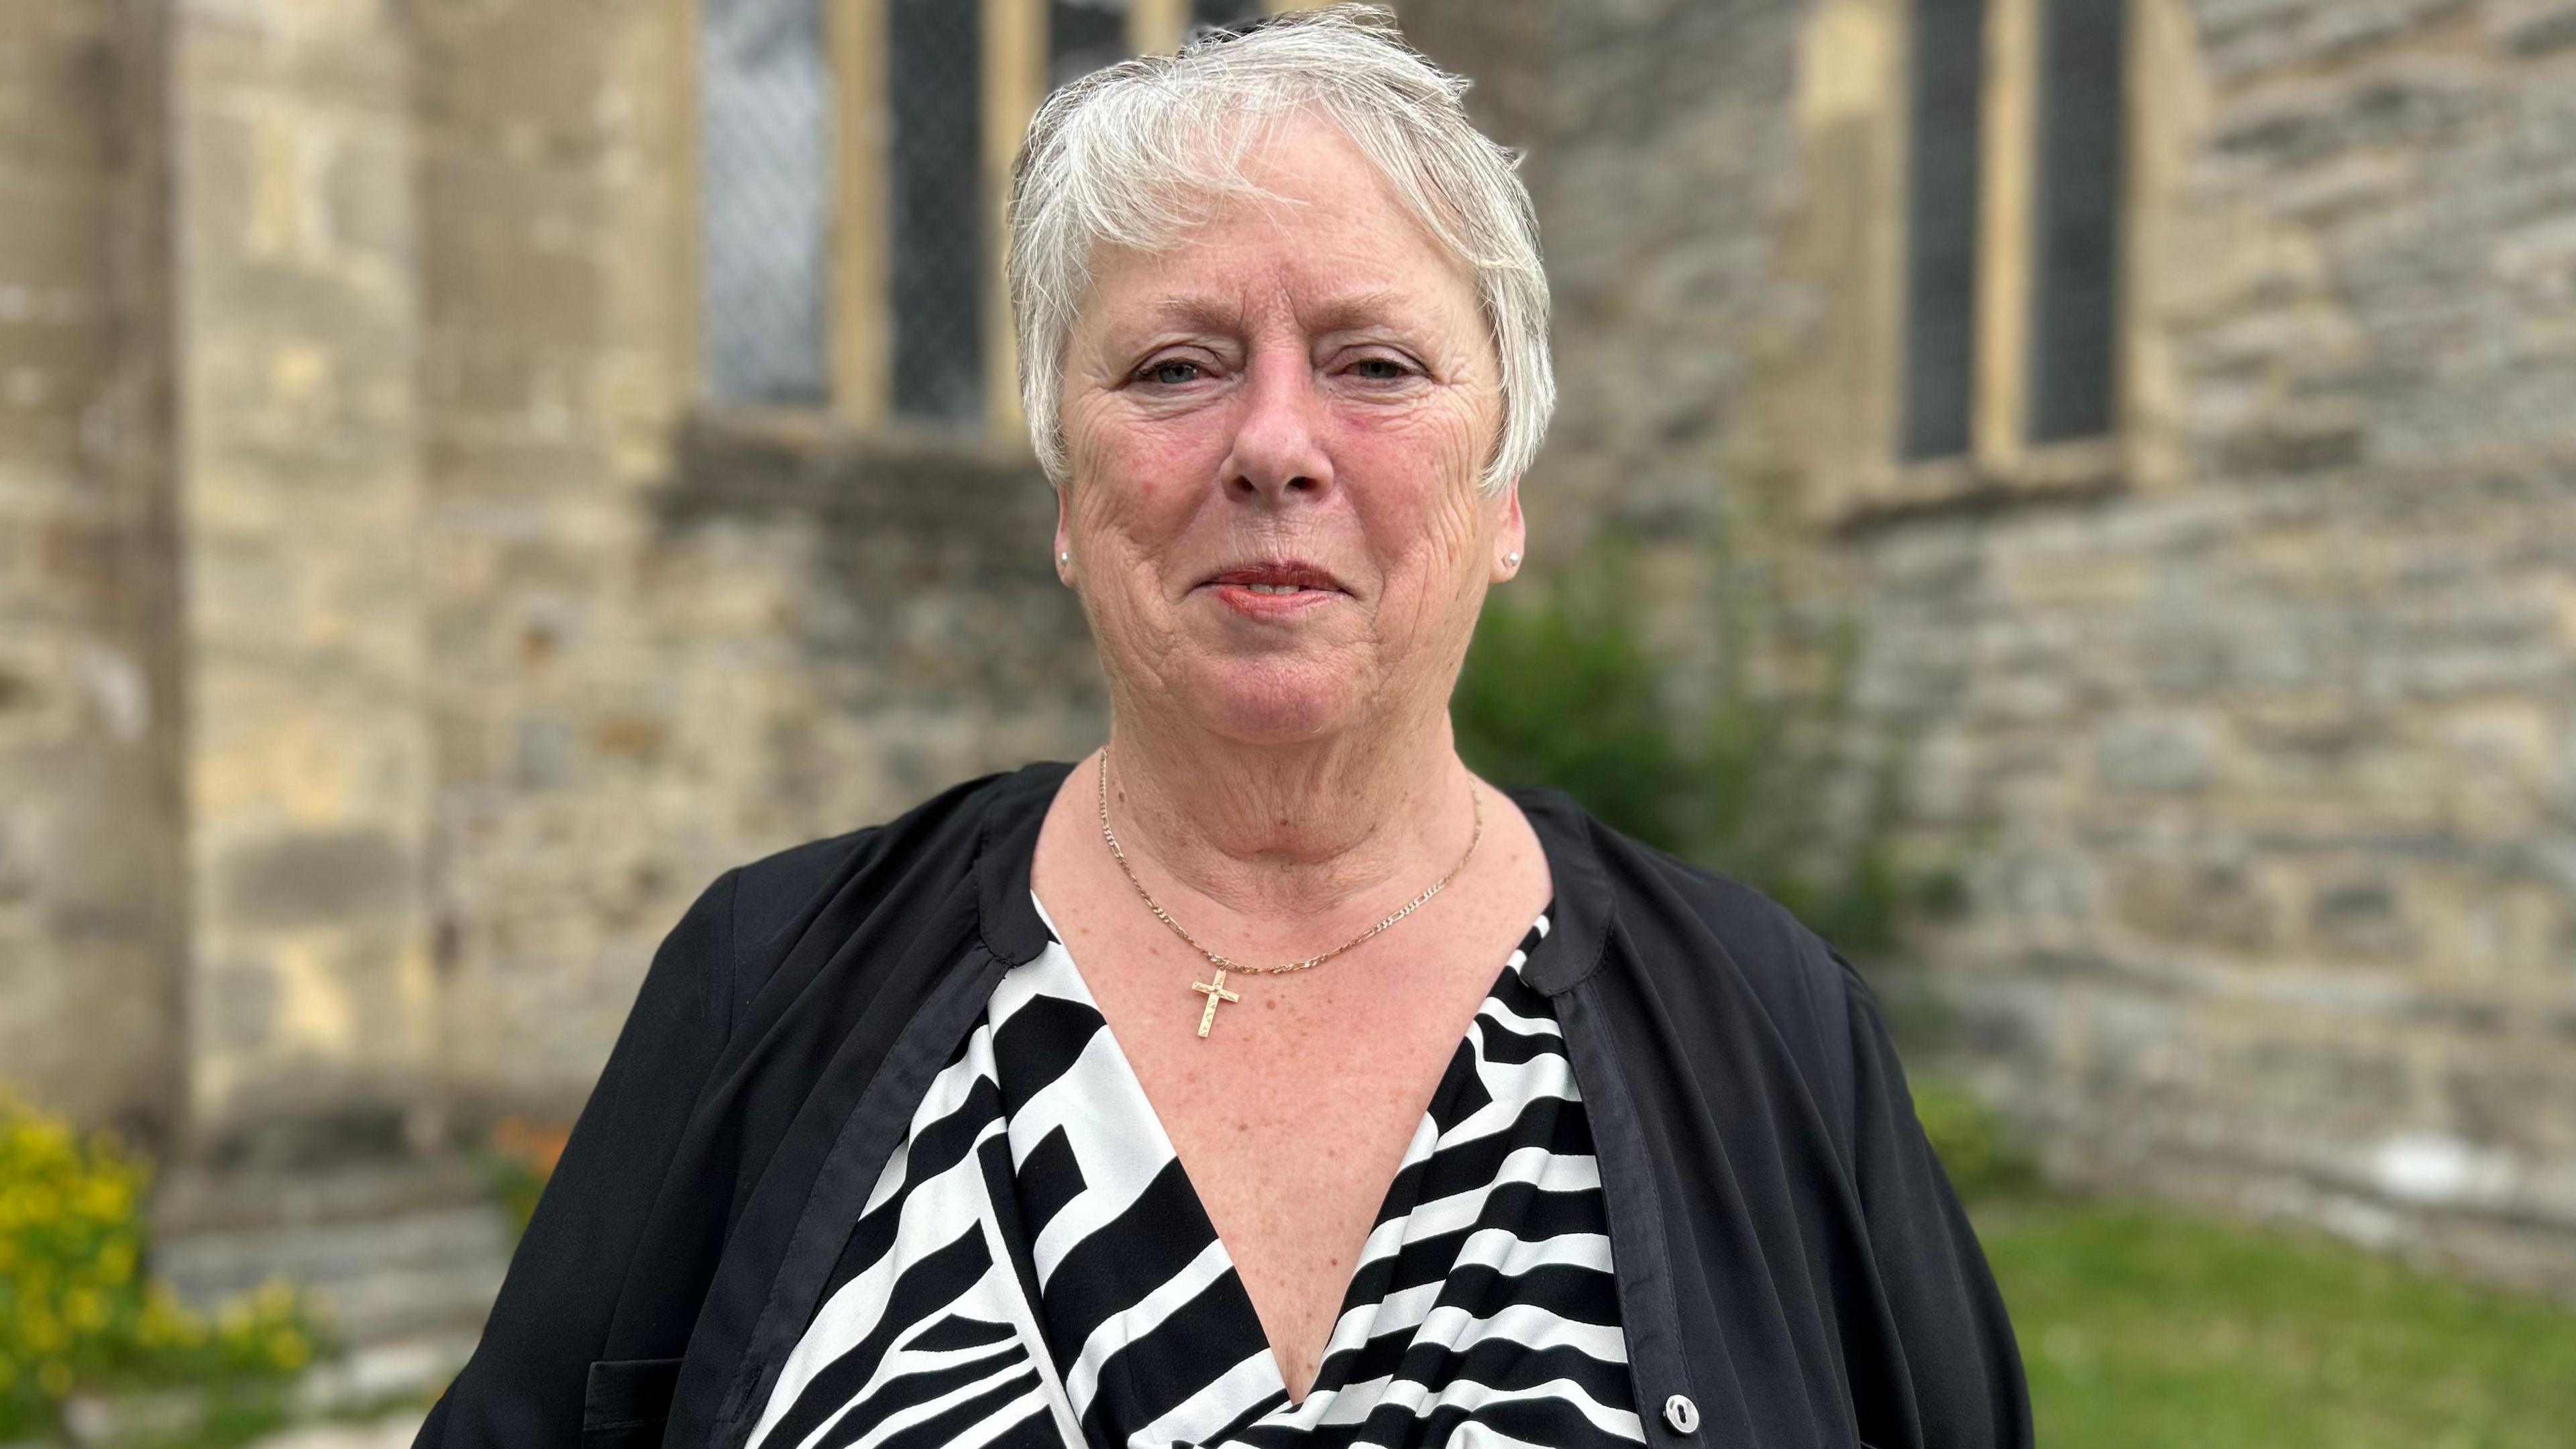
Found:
<box><xmin>415</xmin><ymin>761</ymin><xmax>2031</xmax><ymax>1449</ymax></box>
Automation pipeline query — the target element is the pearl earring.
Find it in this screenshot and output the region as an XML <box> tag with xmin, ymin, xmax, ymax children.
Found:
<box><xmin>1058</xmin><ymin>551</ymin><xmax>1071</xmax><ymax>566</ymax></box>
<box><xmin>1503</xmin><ymin>551</ymin><xmax>1521</xmax><ymax>568</ymax></box>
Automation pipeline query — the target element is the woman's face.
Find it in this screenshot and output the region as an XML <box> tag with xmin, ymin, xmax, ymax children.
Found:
<box><xmin>1056</xmin><ymin>115</ymin><xmax>1522</xmax><ymax>749</ymax></box>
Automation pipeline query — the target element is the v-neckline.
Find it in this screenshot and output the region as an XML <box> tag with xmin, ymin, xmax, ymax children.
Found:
<box><xmin>1022</xmin><ymin>891</ymin><xmax>1548</xmax><ymax>1422</ymax></box>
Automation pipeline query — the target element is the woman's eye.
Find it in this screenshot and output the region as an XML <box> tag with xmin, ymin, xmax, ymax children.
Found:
<box><xmin>1144</xmin><ymin>360</ymin><xmax>1202</xmax><ymax>386</ymax></box>
<box><xmin>1350</xmin><ymin>357</ymin><xmax>1410</xmax><ymax>381</ymax></box>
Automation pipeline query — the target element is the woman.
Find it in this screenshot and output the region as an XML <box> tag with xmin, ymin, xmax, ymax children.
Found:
<box><xmin>418</xmin><ymin>9</ymin><xmax>2027</xmax><ymax>1448</ymax></box>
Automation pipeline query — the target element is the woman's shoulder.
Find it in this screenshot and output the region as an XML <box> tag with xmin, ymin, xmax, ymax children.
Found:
<box><xmin>1516</xmin><ymin>786</ymin><xmax>1870</xmax><ymax>1099</ymax></box>
<box><xmin>712</xmin><ymin>759</ymin><xmax>1071</xmax><ymax>957</ymax></box>
<box><xmin>1517</xmin><ymin>786</ymin><xmax>1855</xmax><ymax>973</ymax></box>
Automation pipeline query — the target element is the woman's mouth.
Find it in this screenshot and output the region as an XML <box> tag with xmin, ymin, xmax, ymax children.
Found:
<box><xmin>1204</xmin><ymin>582</ymin><xmax>1340</xmax><ymax>617</ymax></box>
<box><xmin>1198</xmin><ymin>562</ymin><xmax>1346</xmax><ymax>618</ymax></box>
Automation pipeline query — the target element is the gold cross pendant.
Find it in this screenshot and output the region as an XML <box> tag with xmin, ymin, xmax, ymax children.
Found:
<box><xmin>1191</xmin><ymin>968</ymin><xmax>1240</xmax><ymax>1039</ymax></box>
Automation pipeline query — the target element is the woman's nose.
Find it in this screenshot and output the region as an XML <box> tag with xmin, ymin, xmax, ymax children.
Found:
<box><xmin>1222</xmin><ymin>352</ymin><xmax>1334</xmax><ymax>502</ymax></box>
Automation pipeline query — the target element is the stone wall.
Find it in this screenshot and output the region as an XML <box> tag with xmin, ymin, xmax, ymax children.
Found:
<box><xmin>1882</xmin><ymin>0</ymin><xmax>2576</xmax><ymax>1291</ymax></box>
<box><xmin>406</xmin><ymin>0</ymin><xmax>1103</xmax><ymax>1131</ymax></box>
<box><xmin>0</xmin><ymin>0</ymin><xmax>184</xmax><ymax>1136</ymax></box>
<box><xmin>0</xmin><ymin>0</ymin><xmax>1106</xmax><ymax>1157</ymax></box>
<box><xmin>1499</xmin><ymin>0</ymin><xmax>2576</xmax><ymax>1292</ymax></box>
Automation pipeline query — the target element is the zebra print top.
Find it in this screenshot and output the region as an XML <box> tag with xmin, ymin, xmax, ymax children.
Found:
<box><xmin>741</xmin><ymin>899</ymin><xmax>1646</xmax><ymax>1449</ymax></box>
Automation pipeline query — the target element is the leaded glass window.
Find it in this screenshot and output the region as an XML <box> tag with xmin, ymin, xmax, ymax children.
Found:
<box><xmin>1051</xmin><ymin>0</ymin><xmax>1131</xmax><ymax>89</ymax></box>
<box><xmin>2028</xmin><ymin>0</ymin><xmax>2125</xmax><ymax>443</ymax></box>
<box><xmin>1900</xmin><ymin>0</ymin><xmax>1985</xmax><ymax>462</ymax></box>
<box><xmin>889</xmin><ymin>0</ymin><xmax>985</xmax><ymax>424</ymax></box>
<box><xmin>701</xmin><ymin>0</ymin><xmax>833</xmax><ymax>407</ymax></box>
<box><xmin>1191</xmin><ymin>0</ymin><xmax>1267</xmax><ymax>31</ymax></box>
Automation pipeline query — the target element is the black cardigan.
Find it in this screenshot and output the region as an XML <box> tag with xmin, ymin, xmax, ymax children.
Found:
<box><xmin>415</xmin><ymin>761</ymin><xmax>2031</xmax><ymax>1449</ymax></box>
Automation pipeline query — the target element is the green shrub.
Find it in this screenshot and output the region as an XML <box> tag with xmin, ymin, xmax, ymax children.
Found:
<box><xmin>1909</xmin><ymin>1077</ymin><xmax>2039</xmax><ymax>1202</ymax></box>
<box><xmin>0</xmin><ymin>1089</ymin><xmax>328</xmax><ymax>1440</ymax></box>
<box><xmin>1454</xmin><ymin>543</ymin><xmax>1951</xmax><ymax>954</ymax></box>
<box><xmin>1451</xmin><ymin>566</ymin><xmax>1697</xmax><ymax>855</ymax></box>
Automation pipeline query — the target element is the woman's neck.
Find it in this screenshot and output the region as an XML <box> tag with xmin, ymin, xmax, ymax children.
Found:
<box><xmin>1097</xmin><ymin>705</ymin><xmax>1478</xmax><ymax>931</ymax></box>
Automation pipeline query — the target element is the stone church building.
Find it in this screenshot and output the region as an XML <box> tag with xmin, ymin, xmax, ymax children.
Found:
<box><xmin>4</xmin><ymin>0</ymin><xmax>2573</xmax><ymax>1333</ymax></box>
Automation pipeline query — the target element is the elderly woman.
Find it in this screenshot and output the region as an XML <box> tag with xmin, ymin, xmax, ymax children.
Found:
<box><xmin>419</xmin><ymin>10</ymin><xmax>2026</xmax><ymax>1449</ymax></box>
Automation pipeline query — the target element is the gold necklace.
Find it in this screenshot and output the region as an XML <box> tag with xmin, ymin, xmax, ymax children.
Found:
<box><xmin>1096</xmin><ymin>746</ymin><xmax>1484</xmax><ymax>1039</ymax></box>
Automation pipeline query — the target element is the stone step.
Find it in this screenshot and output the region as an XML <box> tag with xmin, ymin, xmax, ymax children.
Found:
<box><xmin>152</xmin><ymin>1156</ymin><xmax>496</xmax><ymax>1235</ymax></box>
<box><xmin>148</xmin><ymin>1157</ymin><xmax>514</xmax><ymax>1346</ymax></box>
<box><xmin>50</xmin><ymin>1332</ymin><xmax>469</xmax><ymax>1447</ymax></box>
<box><xmin>245</xmin><ymin>1414</ymin><xmax>428</xmax><ymax>1449</ymax></box>
<box><xmin>154</xmin><ymin>1205</ymin><xmax>513</xmax><ymax>1344</ymax></box>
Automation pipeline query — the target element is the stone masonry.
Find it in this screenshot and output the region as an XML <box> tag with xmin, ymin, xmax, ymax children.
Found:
<box><xmin>5</xmin><ymin>0</ymin><xmax>1106</xmax><ymax>1344</ymax></box>
<box><xmin>0</xmin><ymin>0</ymin><xmax>184</xmax><ymax>1136</ymax></box>
<box><xmin>0</xmin><ymin>0</ymin><xmax>1105</xmax><ymax>1167</ymax></box>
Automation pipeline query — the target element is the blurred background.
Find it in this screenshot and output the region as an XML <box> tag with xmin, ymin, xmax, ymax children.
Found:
<box><xmin>3</xmin><ymin>0</ymin><xmax>2575</xmax><ymax>1442</ymax></box>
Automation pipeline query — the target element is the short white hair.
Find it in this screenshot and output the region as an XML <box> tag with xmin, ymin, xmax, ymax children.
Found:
<box><xmin>1006</xmin><ymin>3</ymin><xmax>1552</xmax><ymax>496</ymax></box>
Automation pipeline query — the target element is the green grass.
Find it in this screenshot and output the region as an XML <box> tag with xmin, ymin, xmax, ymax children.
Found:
<box><xmin>1975</xmin><ymin>1197</ymin><xmax>2576</xmax><ymax>1449</ymax></box>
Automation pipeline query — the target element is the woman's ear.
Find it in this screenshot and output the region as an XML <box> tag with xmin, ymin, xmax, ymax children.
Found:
<box><xmin>1491</xmin><ymin>479</ymin><xmax>1526</xmax><ymax>582</ymax></box>
<box><xmin>1053</xmin><ymin>482</ymin><xmax>1075</xmax><ymax>586</ymax></box>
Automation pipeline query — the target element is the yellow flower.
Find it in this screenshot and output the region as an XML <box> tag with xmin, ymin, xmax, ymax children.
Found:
<box><xmin>77</xmin><ymin>1177</ymin><xmax>131</xmax><ymax>1222</ymax></box>
<box><xmin>152</xmin><ymin>1291</ymin><xmax>209</xmax><ymax>1348</ymax></box>
<box><xmin>95</xmin><ymin>1237</ymin><xmax>136</xmax><ymax>1284</ymax></box>
<box><xmin>266</xmin><ymin>1328</ymin><xmax>311</xmax><ymax>1371</ymax></box>
<box><xmin>254</xmin><ymin>1278</ymin><xmax>296</xmax><ymax>1317</ymax></box>
<box><xmin>143</xmin><ymin>1307</ymin><xmax>205</xmax><ymax>1350</ymax></box>
<box><xmin>65</xmin><ymin>1288</ymin><xmax>107</xmax><ymax>1332</ymax></box>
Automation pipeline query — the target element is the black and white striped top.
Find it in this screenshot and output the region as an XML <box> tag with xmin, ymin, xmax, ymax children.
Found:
<box><xmin>742</xmin><ymin>899</ymin><xmax>1644</xmax><ymax>1449</ymax></box>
